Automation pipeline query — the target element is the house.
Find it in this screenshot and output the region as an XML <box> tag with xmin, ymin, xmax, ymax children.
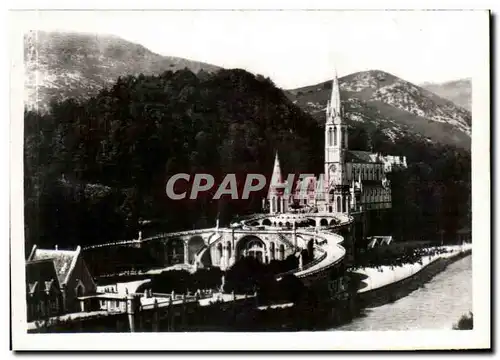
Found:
<box><xmin>25</xmin><ymin>259</ymin><xmax>63</xmax><ymax>321</ymax></box>
<box><xmin>27</xmin><ymin>245</ymin><xmax>97</xmax><ymax>316</ymax></box>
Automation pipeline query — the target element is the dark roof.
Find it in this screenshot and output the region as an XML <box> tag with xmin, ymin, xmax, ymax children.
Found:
<box><xmin>346</xmin><ymin>150</ymin><xmax>381</xmax><ymax>164</ymax></box>
<box><xmin>26</xmin><ymin>260</ymin><xmax>61</xmax><ymax>294</ymax></box>
<box><xmin>361</xmin><ymin>180</ymin><xmax>383</xmax><ymax>186</ymax></box>
<box><xmin>28</xmin><ymin>247</ymin><xmax>80</xmax><ymax>285</ymax></box>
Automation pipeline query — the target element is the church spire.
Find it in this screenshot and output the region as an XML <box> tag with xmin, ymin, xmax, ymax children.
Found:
<box><xmin>270</xmin><ymin>151</ymin><xmax>283</xmax><ymax>186</ymax></box>
<box><xmin>330</xmin><ymin>65</ymin><xmax>341</xmax><ymax>119</ymax></box>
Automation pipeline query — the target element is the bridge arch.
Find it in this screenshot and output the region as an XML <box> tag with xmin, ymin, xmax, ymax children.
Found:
<box><xmin>187</xmin><ymin>236</ymin><xmax>205</xmax><ymax>264</ymax></box>
<box><xmin>165</xmin><ymin>237</ymin><xmax>185</xmax><ymax>265</ymax></box>
<box><xmin>236</xmin><ymin>235</ymin><xmax>267</xmax><ymax>263</ymax></box>
<box><xmin>320</xmin><ymin>218</ymin><xmax>328</xmax><ymax>227</ymax></box>
<box><xmin>262</xmin><ymin>219</ymin><xmax>272</xmax><ymax>226</ymax></box>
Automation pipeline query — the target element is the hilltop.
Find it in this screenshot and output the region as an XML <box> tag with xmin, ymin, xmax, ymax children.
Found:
<box><xmin>24</xmin><ymin>31</ymin><xmax>221</xmax><ymax>112</ymax></box>
<box><xmin>286</xmin><ymin>70</ymin><xmax>471</xmax><ymax>150</ymax></box>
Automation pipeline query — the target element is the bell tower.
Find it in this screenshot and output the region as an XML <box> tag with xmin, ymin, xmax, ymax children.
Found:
<box><xmin>324</xmin><ymin>67</ymin><xmax>349</xmax><ymax>212</ymax></box>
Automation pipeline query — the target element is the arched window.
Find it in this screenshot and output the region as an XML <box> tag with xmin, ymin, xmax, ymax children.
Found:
<box><xmin>333</xmin><ymin>127</ymin><xmax>338</xmax><ymax>146</ymax></box>
<box><xmin>341</xmin><ymin>128</ymin><xmax>345</xmax><ymax>148</ymax></box>
<box><xmin>342</xmin><ymin>196</ymin><xmax>347</xmax><ymax>213</ymax></box>
<box><xmin>279</xmin><ymin>244</ymin><xmax>285</xmax><ymax>261</ymax></box>
<box><xmin>227</xmin><ymin>241</ymin><xmax>232</xmax><ymax>260</ymax></box>
<box><xmin>336</xmin><ymin>196</ymin><xmax>341</xmax><ymax>213</ymax></box>
<box><xmin>328</xmin><ymin>128</ymin><xmax>333</xmax><ymax>146</ymax></box>
<box><xmin>270</xmin><ymin>242</ymin><xmax>275</xmax><ymax>260</ymax></box>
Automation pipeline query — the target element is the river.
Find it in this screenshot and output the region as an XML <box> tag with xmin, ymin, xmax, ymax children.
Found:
<box><xmin>337</xmin><ymin>255</ymin><xmax>472</xmax><ymax>331</ymax></box>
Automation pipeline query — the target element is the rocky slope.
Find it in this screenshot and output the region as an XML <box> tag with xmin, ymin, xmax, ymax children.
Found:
<box><xmin>24</xmin><ymin>31</ymin><xmax>220</xmax><ymax>112</ymax></box>
<box><xmin>421</xmin><ymin>78</ymin><xmax>471</xmax><ymax>112</ymax></box>
<box><xmin>287</xmin><ymin>70</ymin><xmax>471</xmax><ymax>150</ymax></box>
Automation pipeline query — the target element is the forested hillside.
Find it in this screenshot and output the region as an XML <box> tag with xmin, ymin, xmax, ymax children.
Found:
<box><xmin>24</xmin><ymin>68</ymin><xmax>471</xmax><ymax>254</ymax></box>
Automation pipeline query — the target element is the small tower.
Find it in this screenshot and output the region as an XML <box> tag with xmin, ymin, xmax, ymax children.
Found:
<box><xmin>267</xmin><ymin>152</ymin><xmax>288</xmax><ymax>214</ymax></box>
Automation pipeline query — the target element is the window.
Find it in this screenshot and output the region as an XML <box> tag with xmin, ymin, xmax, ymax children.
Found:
<box><xmin>328</xmin><ymin>128</ymin><xmax>333</xmax><ymax>146</ymax></box>
<box><xmin>334</xmin><ymin>127</ymin><xmax>338</xmax><ymax>146</ymax></box>
<box><xmin>50</xmin><ymin>297</ymin><xmax>59</xmax><ymax>313</ymax></box>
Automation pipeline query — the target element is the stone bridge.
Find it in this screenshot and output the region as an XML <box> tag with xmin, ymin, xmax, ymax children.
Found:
<box><xmin>84</xmin><ymin>212</ymin><xmax>354</xmax><ymax>278</ymax></box>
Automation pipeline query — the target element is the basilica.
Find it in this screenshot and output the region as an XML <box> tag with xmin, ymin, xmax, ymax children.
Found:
<box><xmin>265</xmin><ymin>69</ymin><xmax>407</xmax><ymax>216</ymax></box>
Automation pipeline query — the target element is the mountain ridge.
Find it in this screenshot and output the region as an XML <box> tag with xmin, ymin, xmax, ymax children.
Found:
<box><xmin>286</xmin><ymin>70</ymin><xmax>471</xmax><ymax>150</ymax></box>
<box><xmin>420</xmin><ymin>78</ymin><xmax>471</xmax><ymax>111</ymax></box>
<box><xmin>24</xmin><ymin>30</ymin><xmax>221</xmax><ymax>112</ymax></box>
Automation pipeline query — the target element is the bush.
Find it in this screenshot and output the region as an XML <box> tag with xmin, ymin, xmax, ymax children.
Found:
<box><xmin>150</xmin><ymin>268</ymin><xmax>223</xmax><ymax>293</ymax></box>
<box><xmin>453</xmin><ymin>312</ymin><xmax>473</xmax><ymax>330</ymax></box>
<box><xmin>223</xmin><ymin>257</ymin><xmax>309</xmax><ymax>305</ymax></box>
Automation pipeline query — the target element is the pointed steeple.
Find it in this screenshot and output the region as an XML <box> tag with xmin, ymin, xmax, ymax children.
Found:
<box><xmin>329</xmin><ymin>65</ymin><xmax>342</xmax><ymax>120</ymax></box>
<box><xmin>270</xmin><ymin>151</ymin><xmax>283</xmax><ymax>186</ymax></box>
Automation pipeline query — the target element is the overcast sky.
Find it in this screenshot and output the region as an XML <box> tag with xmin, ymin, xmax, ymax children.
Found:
<box><xmin>26</xmin><ymin>10</ymin><xmax>486</xmax><ymax>89</ymax></box>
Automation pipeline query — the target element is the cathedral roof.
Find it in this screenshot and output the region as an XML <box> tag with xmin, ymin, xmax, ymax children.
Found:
<box><xmin>346</xmin><ymin>150</ymin><xmax>382</xmax><ymax>164</ymax></box>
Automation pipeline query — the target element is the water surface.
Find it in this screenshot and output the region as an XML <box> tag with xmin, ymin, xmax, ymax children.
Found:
<box><xmin>337</xmin><ymin>255</ymin><xmax>472</xmax><ymax>331</ymax></box>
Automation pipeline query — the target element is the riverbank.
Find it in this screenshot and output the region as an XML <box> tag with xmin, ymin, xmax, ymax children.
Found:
<box><xmin>354</xmin><ymin>244</ymin><xmax>471</xmax><ymax>309</ymax></box>
<box><xmin>337</xmin><ymin>255</ymin><xmax>472</xmax><ymax>331</ymax></box>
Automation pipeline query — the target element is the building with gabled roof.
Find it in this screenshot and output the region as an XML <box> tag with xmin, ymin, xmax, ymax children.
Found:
<box><xmin>27</xmin><ymin>245</ymin><xmax>97</xmax><ymax>315</ymax></box>
<box><xmin>25</xmin><ymin>259</ymin><xmax>62</xmax><ymax>321</ymax></box>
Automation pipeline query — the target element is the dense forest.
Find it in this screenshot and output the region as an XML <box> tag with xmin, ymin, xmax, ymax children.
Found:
<box><xmin>24</xmin><ymin>68</ymin><xmax>471</xmax><ymax>254</ymax></box>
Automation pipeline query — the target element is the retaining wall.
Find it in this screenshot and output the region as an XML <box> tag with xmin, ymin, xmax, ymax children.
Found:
<box><xmin>357</xmin><ymin>250</ymin><xmax>471</xmax><ymax>309</ymax></box>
